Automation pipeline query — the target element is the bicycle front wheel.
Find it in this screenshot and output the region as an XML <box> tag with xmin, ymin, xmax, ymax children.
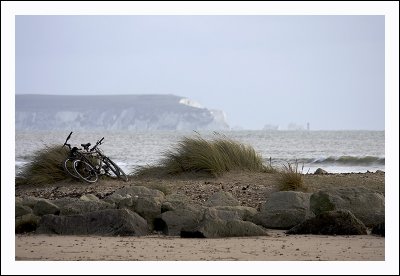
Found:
<box><xmin>73</xmin><ymin>160</ymin><xmax>98</xmax><ymax>183</ymax></box>
<box><xmin>103</xmin><ymin>157</ymin><xmax>129</xmax><ymax>182</ymax></box>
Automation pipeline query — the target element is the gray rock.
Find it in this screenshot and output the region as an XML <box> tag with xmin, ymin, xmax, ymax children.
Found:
<box><xmin>52</xmin><ymin>197</ymin><xmax>114</xmax><ymax>215</ymax></box>
<box><xmin>286</xmin><ymin>209</ymin><xmax>368</xmax><ymax>235</ymax></box>
<box><xmin>371</xmin><ymin>222</ymin><xmax>385</xmax><ymax>237</ymax></box>
<box><xmin>21</xmin><ymin>196</ymin><xmax>42</xmax><ymax>208</ymax></box>
<box><xmin>213</xmin><ymin>206</ymin><xmax>258</xmax><ymax>221</ymax></box>
<box><xmin>109</xmin><ymin>186</ymin><xmax>166</xmax><ymax>228</ymax></box>
<box><xmin>16</xmin><ymin>213</ymin><xmax>40</xmax><ymax>233</ymax></box>
<box><xmin>252</xmin><ymin>191</ymin><xmax>312</xmax><ymax>229</ymax></box>
<box><xmin>134</xmin><ymin>196</ymin><xmax>164</xmax><ymax>227</ymax></box>
<box><xmin>157</xmin><ymin>207</ymin><xmax>204</xmax><ymax>236</ymax></box>
<box><xmin>203</xmin><ymin>207</ymin><xmax>242</xmax><ymax>221</ymax></box>
<box><xmin>161</xmin><ymin>194</ymin><xmax>198</xmax><ymax>213</ymax></box>
<box><xmin>16</xmin><ymin>204</ymin><xmax>33</xmax><ymax>217</ymax></box>
<box><xmin>205</xmin><ymin>191</ymin><xmax>240</xmax><ymax>207</ymax></box>
<box><xmin>33</xmin><ymin>199</ymin><xmax>60</xmax><ymax>216</ymax></box>
<box><xmin>113</xmin><ymin>186</ymin><xmax>165</xmax><ymax>199</ymax></box>
<box><xmin>181</xmin><ymin>219</ymin><xmax>268</xmax><ymax>238</ymax></box>
<box><xmin>103</xmin><ymin>193</ymin><xmax>133</xmax><ymax>205</ymax></box>
<box><xmin>80</xmin><ymin>194</ymin><xmax>100</xmax><ymax>202</ymax></box>
<box><xmin>314</xmin><ymin>168</ymin><xmax>328</xmax><ymax>175</ymax></box>
<box><xmin>310</xmin><ymin>188</ymin><xmax>385</xmax><ymax>227</ymax></box>
<box><xmin>15</xmin><ymin>197</ymin><xmax>23</xmax><ymax>205</ymax></box>
<box><xmin>37</xmin><ymin>209</ymin><xmax>149</xmax><ymax>236</ymax></box>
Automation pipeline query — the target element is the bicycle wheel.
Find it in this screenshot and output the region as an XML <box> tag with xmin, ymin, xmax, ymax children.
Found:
<box><xmin>73</xmin><ymin>160</ymin><xmax>98</xmax><ymax>183</ymax></box>
<box><xmin>63</xmin><ymin>157</ymin><xmax>80</xmax><ymax>179</ymax></box>
<box><xmin>103</xmin><ymin>157</ymin><xmax>129</xmax><ymax>182</ymax></box>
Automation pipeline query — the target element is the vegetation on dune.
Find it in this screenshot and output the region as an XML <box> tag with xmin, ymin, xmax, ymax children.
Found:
<box><xmin>16</xmin><ymin>145</ymin><xmax>71</xmax><ymax>186</ymax></box>
<box><xmin>16</xmin><ymin>133</ymin><xmax>278</xmax><ymax>185</ymax></box>
<box><xmin>277</xmin><ymin>161</ymin><xmax>307</xmax><ymax>191</ymax></box>
<box><xmin>134</xmin><ymin>134</ymin><xmax>274</xmax><ymax>177</ymax></box>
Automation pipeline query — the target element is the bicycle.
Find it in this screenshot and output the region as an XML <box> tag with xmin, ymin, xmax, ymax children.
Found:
<box><xmin>62</xmin><ymin>132</ymin><xmax>129</xmax><ymax>183</ymax></box>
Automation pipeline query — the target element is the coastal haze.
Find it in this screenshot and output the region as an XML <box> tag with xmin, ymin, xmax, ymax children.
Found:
<box><xmin>15</xmin><ymin>15</ymin><xmax>385</xmax><ymax>131</ymax></box>
<box><xmin>15</xmin><ymin>94</ymin><xmax>229</xmax><ymax>131</ymax></box>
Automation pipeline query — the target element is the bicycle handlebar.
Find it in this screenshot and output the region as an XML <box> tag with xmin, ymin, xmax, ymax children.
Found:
<box><xmin>63</xmin><ymin>131</ymin><xmax>73</xmax><ymax>149</ymax></box>
<box><xmin>90</xmin><ymin>137</ymin><xmax>105</xmax><ymax>152</ymax></box>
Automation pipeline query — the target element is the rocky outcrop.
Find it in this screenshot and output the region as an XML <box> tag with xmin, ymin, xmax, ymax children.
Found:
<box><xmin>252</xmin><ymin>191</ymin><xmax>312</xmax><ymax>229</ymax></box>
<box><xmin>310</xmin><ymin>188</ymin><xmax>385</xmax><ymax>227</ymax></box>
<box><xmin>286</xmin><ymin>209</ymin><xmax>367</xmax><ymax>235</ymax></box>
<box><xmin>37</xmin><ymin>209</ymin><xmax>149</xmax><ymax>236</ymax></box>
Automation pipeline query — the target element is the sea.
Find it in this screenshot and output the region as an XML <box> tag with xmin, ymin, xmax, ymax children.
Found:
<box><xmin>15</xmin><ymin>130</ymin><xmax>385</xmax><ymax>175</ymax></box>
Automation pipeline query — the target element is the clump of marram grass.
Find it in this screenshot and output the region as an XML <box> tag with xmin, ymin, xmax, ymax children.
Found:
<box><xmin>277</xmin><ymin>161</ymin><xmax>307</xmax><ymax>191</ymax></box>
<box><xmin>16</xmin><ymin>145</ymin><xmax>70</xmax><ymax>186</ymax></box>
<box><xmin>134</xmin><ymin>135</ymin><xmax>271</xmax><ymax>177</ymax></box>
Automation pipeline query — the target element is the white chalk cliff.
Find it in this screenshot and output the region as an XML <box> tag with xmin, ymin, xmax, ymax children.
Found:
<box><xmin>15</xmin><ymin>94</ymin><xmax>230</xmax><ymax>131</ymax></box>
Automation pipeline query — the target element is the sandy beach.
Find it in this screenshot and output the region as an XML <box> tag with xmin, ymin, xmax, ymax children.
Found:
<box><xmin>16</xmin><ymin>230</ymin><xmax>384</xmax><ymax>261</ymax></box>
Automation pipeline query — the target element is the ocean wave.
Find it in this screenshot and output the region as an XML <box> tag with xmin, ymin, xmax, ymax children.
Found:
<box><xmin>264</xmin><ymin>156</ymin><xmax>385</xmax><ymax>166</ymax></box>
<box><xmin>310</xmin><ymin>156</ymin><xmax>385</xmax><ymax>165</ymax></box>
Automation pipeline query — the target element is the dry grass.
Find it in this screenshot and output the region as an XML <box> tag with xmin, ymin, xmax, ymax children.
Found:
<box><xmin>277</xmin><ymin>161</ymin><xmax>307</xmax><ymax>191</ymax></box>
<box><xmin>16</xmin><ymin>145</ymin><xmax>71</xmax><ymax>186</ymax></box>
<box><xmin>134</xmin><ymin>135</ymin><xmax>272</xmax><ymax>177</ymax></box>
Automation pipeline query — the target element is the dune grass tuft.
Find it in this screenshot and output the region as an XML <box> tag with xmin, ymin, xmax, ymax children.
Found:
<box><xmin>277</xmin><ymin>161</ymin><xmax>307</xmax><ymax>191</ymax></box>
<box><xmin>134</xmin><ymin>135</ymin><xmax>271</xmax><ymax>177</ymax></box>
<box><xmin>16</xmin><ymin>145</ymin><xmax>70</xmax><ymax>186</ymax></box>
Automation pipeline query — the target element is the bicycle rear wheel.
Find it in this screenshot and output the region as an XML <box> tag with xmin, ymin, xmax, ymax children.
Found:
<box><xmin>73</xmin><ymin>160</ymin><xmax>98</xmax><ymax>183</ymax></box>
<box><xmin>103</xmin><ymin>157</ymin><xmax>129</xmax><ymax>182</ymax></box>
<box><xmin>63</xmin><ymin>157</ymin><xmax>80</xmax><ymax>179</ymax></box>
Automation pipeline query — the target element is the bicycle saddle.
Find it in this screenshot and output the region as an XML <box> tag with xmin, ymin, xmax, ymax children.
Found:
<box><xmin>81</xmin><ymin>143</ymin><xmax>91</xmax><ymax>151</ymax></box>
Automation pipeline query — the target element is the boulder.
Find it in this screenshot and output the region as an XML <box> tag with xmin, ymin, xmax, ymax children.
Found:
<box><xmin>79</xmin><ymin>194</ymin><xmax>100</xmax><ymax>202</ymax></box>
<box><xmin>161</xmin><ymin>194</ymin><xmax>196</xmax><ymax>212</ymax></box>
<box><xmin>113</xmin><ymin>186</ymin><xmax>165</xmax><ymax>199</ymax></box>
<box><xmin>252</xmin><ymin>191</ymin><xmax>312</xmax><ymax>229</ymax></box>
<box><xmin>310</xmin><ymin>188</ymin><xmax>385</xmax><ymax>226</ymax></box>
<box><xmin>16</xmin><ymin>204</ymin><xmax>33</xmax><ymax>217</ymax></box>
<box><xmin>16</xmin><ymin>213</ymin><xmax>40</xmax><ymax>233</ymax></box>
<box><xmin>181</xmin><ymin>219</ymin><xmax>268</xmax><ymax>238</ymax></box>
<box><xmin>134</xmin><ymin>196</ymin><xmax>164</xmax><ymax>227</ymax></box>
<box><xmin>286</xmin><ymin>209</ymin><xmax>368</xmax><ymax>235</ymax></box>
<box><xmin>21</xmin><ymin>196</ymin><xmax>42</xmax><ymax>208</ymax></box>
<box><xmin>202</xmin><ymin>207</ymin><xmax>242</xmax><ymax>221</ymax></box>
<box><xmin>33</xmin><ymin>199</ymin><xmax>60</xmax><ymax>216</ymax></box>
<box><xmin>110</xmin><ymin>186</ymin><xmax>166</xmax><ymax>228</ymax></box>
<box><xmin>103</xmin><ymin>193</ymin><xmax>134</xmax><ymax>208</ymax></box>
<box><xmin>205</xmin><ymin>191</ymin><xmax>240</xmax><ymax>207</ymax></box>
<box><xmin>212</xmin><ymin>206</ymin><xmax>258</xmax><ymax>221</ymax></box>
<box><xmin>156</xmin><ymin>207</ymin><xmax>204</xmax><ymax>236</ymax></box>
<box><xmin>314</xmin><ymin>168</ymin><xmax>328</xmax><ymax>175</ymax></box>
<box><xmin>37</xmin><ymin>209</ymin><xmax>149</xmax><ymax>236</ymax></box>
<box><xmin>371</xmin><ymin>222</ymin><xmax>385</xmax><ymax>237</ymax></box>
<box><xmin>52</xmin><ymin>198</ymin><xmax>114</xmax><ymax>215</ymax></box>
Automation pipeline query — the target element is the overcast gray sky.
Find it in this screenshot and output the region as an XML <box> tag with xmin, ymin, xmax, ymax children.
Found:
<box><xmin>16</xmin><ymin>15</ymin><xmax>384</xmax><ymax>130</ymax></box>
